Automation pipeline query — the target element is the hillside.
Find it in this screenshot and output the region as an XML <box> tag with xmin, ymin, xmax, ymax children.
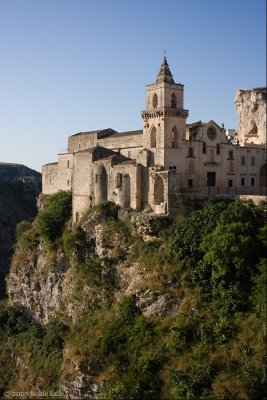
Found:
<box><xmin>0</xmin><ymin>163</ymin><xmax>41</xmax><ymax>297</ymax></box>
<box><xmin>1</xmin><ymin>195</ymin><xmax>266</xmax><ymax>399</ymax></box>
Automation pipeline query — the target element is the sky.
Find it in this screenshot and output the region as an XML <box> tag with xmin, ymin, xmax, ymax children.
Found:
<box><xmin>0</xmin><ymin>0</ymin><xmax>266</xmax><ymax>172</ymax></box>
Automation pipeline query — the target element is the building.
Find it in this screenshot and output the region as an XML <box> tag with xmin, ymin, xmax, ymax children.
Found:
<box><xmin>42</xmin><ymin>58</ymin><xmax>267</xmax><ymax>221</ymax></box>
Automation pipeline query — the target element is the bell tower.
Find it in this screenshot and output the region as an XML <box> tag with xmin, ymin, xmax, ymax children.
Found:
<box><xmin>141</xmin><ymin>57</ymin><xmax>189</xmax><ymax>168</ymax></box>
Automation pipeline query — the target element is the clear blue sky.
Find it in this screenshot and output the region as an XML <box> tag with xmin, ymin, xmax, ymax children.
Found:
<box><xmin>0</xmin><ymin>0</ymin><xmax>266</xmax><ymax>172</ymax></box>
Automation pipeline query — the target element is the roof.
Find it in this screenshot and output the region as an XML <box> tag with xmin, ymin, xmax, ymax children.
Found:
<box><xmin>156</xmin><ymin>57</ymin><xmax>175</xmax><ymax>84</ymax></box>
<box><xmin>70</xmin><ymin>128</ymin><xmax>117</xmax><ymax>138</ymax></box>
<box><xmin>109</xmin><ymin>130</ymin><xmax>143</xmax><ymax>138</ymax></box>
<box><xmin>70</xmin><ymin>128</ymin><xmax>142</xmax><ymax>139</ymax></box>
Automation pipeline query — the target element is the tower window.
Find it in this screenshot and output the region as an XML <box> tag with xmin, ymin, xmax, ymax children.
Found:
<box><xmin>67</xmin><ymin>160</ymin><xmax>70</xmax><ymax>168</ymax></box>
<box><xmin>202</xmin><ymin>142</ymin><xmax>206</xmax><ymax>154</ymax></box>
<box><xmin>150</xmin><ymin>126</ymin><xmax>157</xmax><ymax>148</ymax></box>
<box><xmin>216</xmin><ymin>143</ymin><xmax>220</xmax><ymax>155</ymax></box>
<box><xmin>153</xmin><ymin>93</ymin><xmax>158</xmax><ymax>108</ymax></box>
<box><xmin>171</xmin><ymin>93</ymin><xmax>177</xmax><ymax>108</ymax></box>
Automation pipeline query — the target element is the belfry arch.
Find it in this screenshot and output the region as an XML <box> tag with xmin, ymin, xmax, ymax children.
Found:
<box><xmin>153</xmin><ymin>93</ymin><xmax>158</xmax><ymax>108</ymax></box>
<box><xmin>171</xmin><ymin>93</ymin><xmax>177</xmax><ymax>108</ymax></box>
<box><xmin>154</xmin><ymin>175</ymin><xmax>164</xmax><ymax>204</ymax></box>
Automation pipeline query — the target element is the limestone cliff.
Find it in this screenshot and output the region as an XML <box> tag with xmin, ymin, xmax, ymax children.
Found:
<box><xmin>235</xmin><ymin>88</ymin><xmax>267</xmax><ymax>145</ymax></box>
<box><xmin>0</xmin><ymin>163</ymin><xmax>41</xmax><ymax>297</ymax></box>
<box><xmin>6</xmin><ymin>208</ymin><xmax>180</xmax><ymax>397</ymax></box>
<box><xmin>3</xmin><ymin>199</ymin><xmax>266</xmax><ymax>400</ymax></box>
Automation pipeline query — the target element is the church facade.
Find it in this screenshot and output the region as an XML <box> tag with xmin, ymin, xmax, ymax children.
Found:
<box><xmin>42</xmin><ymin>58</ymin><xmax>267</xmax><ymax>222</ymax></box>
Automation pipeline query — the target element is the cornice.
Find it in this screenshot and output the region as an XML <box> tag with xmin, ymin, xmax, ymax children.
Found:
<box><xmin>141</xmin><ymin>107</ymin><xmax>189</xmax><ymax>120</ymax></box>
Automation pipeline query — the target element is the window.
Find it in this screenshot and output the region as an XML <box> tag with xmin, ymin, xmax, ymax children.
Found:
<box><xmin>241</xmin><ymin>177</ymin><xmax>245</xmax><ymax>186</ymax></box>
<box><xmin>128</xmin><ymin>151</ymin><xmax>131</xmax><ymax>158</ymax></box>
<box><xmin>216</xmin><ymin>143</ymin><xmax>220</xmax><ymax>155</ymax></box>
<box><xmin>207</xmin><ymin>127</ymin><xmax>216</xmax><ymax>140</ymax></box>
<box><xmin>251</xmin><ymin>157</ymin><xmax>255</xmax><ymax>166</ymax></box>
<box><xmin>202</xmin><ymin>142</ymin><xmax>206</xmax><ymax>154</ymax></box>
<box><xmin>173</xmin><ymin>166</ymin><xmax>176</xmax><ymax>170</ymax></box>
<box><xmin>228</xmin><ymin>180</ymin><xmax>233</xmax><ymax>187</ymax></box>
<box><xmin>188</xmin><ymin>147</ymin><xmax>194</xmax><ymax>157</ymax></box>
<box><xmin>207</xmin><ymin>172</ymin><xmax>216</xmax><ymax>186</ymax></box>
<box><xmin>188</xmin><ymin>179</ymin><xmax>193</xmax><ymax>188</ymax></box>
<box><xmin>116</xmin><ymin>173</ymin><xmax>122</xmax><ymax>188</ymax></box>
<box><xmin>78</xmin><ymin>143</ymin><xmax>81</xmax><ymax>150</ymax></box>
<box><xmin>171</xmin><ymin>93</ymin><xmax>177</xmax><ymax>108</ymax></box>
<box><xmin>75</xmin><ymin>212</ymin><xmax>79</xmax><ymax>223</ymax></box>
<box><xmin>67</xmin><ymin>160</ymin><xmax>70</xmax><ymax>168</ymax></box>
<box><xmin>67</xmin><ymin>180</ymin><xmax>70</xmax><ymax>186</ymax></box>
<box><xmin>241</xmin><ymin>156</ymin><xmax>246</xmax><ymax>165</ymax></box>
<box><xmin>150</xmin><ymin>126</ymin><xmax>157</xmax><ymax>148</ymax></box>
<box><xmin>228</xmin><ymin>150</ymin><xmax>233</xmax><ymax>159</ymax></box>
<box><xmin>153</xmin><ymin>93</ymin><xmax>158</xmax><ymax>108</ymax></box>
<box><xmin>251</xmin><ymin>177</ymin><xmax>255</xmax><ymax>186</ymax></box>
<box><xmin>95</xmin><ymin>174</ymin><xmax>98</xmax><ymax>183</ymax></box>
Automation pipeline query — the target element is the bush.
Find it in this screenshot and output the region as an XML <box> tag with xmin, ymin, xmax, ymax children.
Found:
<box><xmin>35</xmin><ymin>191</ymin><xmax>72</xmax><ymax>242</ymax></box>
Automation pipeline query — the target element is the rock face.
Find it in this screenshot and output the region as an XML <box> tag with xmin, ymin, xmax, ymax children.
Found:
<box><xmin>6</xmin><ymin>208</ymin><xmax>180</xmax><ymax>397</ymax></box>
<box><xmin>235</xmin><ymin>88</ymin><xmax>267</xmax><ymax>145</ymax></box>
<box><xmin>0</xmin><ymin>163</ymin><xmax>41</xmax><ymax>298</ymax></box>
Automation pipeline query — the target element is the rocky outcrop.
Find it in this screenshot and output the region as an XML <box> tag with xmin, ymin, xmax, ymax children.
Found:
<box><xmin>235</xmin><ymin>88</ymin><xmax>267</xmax><ymax>145</ymax></box>
<box><xmin>0</xmin><ymin>163</ymin><xmax>41</xmax><ymax>298</ymax></box>
<box><xmin>6</xmin><ymin>207</ymin><xmax>182</xmax><ymax>397</ymax></box>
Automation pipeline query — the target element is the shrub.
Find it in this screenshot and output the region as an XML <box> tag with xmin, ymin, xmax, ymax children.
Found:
<box><xmin>35</xmin><ymin>191</ymin><xmax>72</xmax><ymax>242</ymax></box>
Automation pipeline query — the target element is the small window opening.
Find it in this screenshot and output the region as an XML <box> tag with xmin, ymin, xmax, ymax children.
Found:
<box><xmin>188</xmin><ymin>179</ymin><xmax>193</xmax><ymax>188</ymax></box>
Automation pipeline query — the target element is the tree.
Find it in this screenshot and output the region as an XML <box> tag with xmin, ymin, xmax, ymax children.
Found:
<box><xmin>35</xmin><ymin>191</ymin><xmax>72</xmax><ymax>242</ymax></box>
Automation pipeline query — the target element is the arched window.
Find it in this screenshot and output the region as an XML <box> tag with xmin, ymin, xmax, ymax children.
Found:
<box><xmin>171</xmin><ymin>127</ymin><xmax>179</xmax><ymax>148</ymax></box>
<box><xmin>216</xmin><ymin>143</ymin><xmax>220</xmax><ymax>155</ymax></box>
<box><xmin>96</xmin><ymin>164</ymin><xmax>108</xmax><ymax>203</ymax></box>
<box><xmin>150</xmin><ymin>126</ymin><xmax>157</xmax><ymax>148</ymax></box>
<box><xmin>153</xmin><ymin>93</ymin><xmax>158</xmax><ymax>108</ymax></box>
<box><xmin>154</xmin><ymin>176</ymin><xmax>164</xmax><ymax>204</ymax></box>
<box><xmin>171</xmin><ymin>93</ymin><xmax>177</xmax><ymax>108</ymax></box>
<box><xmin>202</xmin><ymin>142</ymin><xmax>206</xmax><ymax>153</ymax></box>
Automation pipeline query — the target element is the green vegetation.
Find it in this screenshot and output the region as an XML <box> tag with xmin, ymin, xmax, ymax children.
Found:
<box><xmin>35</xmin><ymin>190</ymin><xmax>72</xmax><ymax>242</ymax></box>
<box><xmin>0</xmin><ymin>302</ymin><xmax>67</xmax><ymax>395</ymax></box>
<box><xmin>2</xmin><ymin>198</ymin><xmax>266</xmax><ymax>399</ymax></box>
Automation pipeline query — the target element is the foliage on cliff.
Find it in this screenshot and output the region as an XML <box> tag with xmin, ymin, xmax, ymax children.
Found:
<box><xmin>2</xmin><ymin>195</ymin><xmax>267</xmax><ymax>399</ymax></box>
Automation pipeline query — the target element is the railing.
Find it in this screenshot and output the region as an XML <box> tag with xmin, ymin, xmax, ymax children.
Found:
<box><xmin>180</xmin><ymin>186</ymin><xmax>267</xmax><ymax>196</ymax></box>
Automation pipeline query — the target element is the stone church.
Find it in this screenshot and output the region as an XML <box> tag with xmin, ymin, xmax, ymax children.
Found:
<box><xmin>42</xmin><ymin>58</ymin><xmax>266</xmax><ymax>222</ymax></box>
